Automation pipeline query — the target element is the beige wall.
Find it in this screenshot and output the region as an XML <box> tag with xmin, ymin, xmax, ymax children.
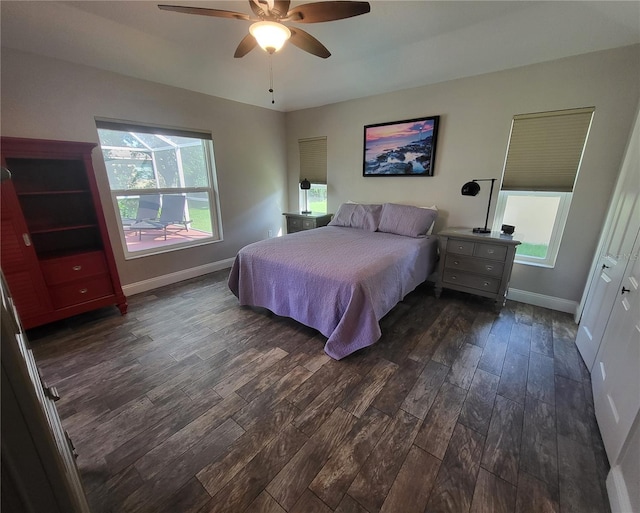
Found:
<box><xmin>1</xmin><ymin>48</ymin><xmax>287</xmax><ymax>286</ymax></box>
<box><xmin>285</xmin><ymin>44</ymin><xmax>640</xmax><ymax>303</ymax></box>
<box><xmin>2</xmin><ymin>45</ymin><xmax>639</xmax><ymax>305</ymax></box>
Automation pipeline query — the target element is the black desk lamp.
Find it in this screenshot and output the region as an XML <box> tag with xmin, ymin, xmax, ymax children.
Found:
<box><xmin>300</xmin><ymin>178</ymin><xmax>311</xmax><ymax>214</ymax></box>
<box><xmin>461</xmin><ymin>178</ymin><xmax>497</xmax><ymax>233</ymax></box>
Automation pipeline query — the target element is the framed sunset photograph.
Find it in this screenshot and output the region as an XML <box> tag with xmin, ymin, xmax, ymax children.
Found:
<box><xmin>363</xmin><ymin>115</ymin><xmax>440</xmax><ymax>176</ymax></box>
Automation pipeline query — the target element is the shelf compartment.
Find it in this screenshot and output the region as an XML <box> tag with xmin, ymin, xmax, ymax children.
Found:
<box><xmin>18</xmin><ymin>194</ymin><xmax>97</xmax><ymax>233</ymax></box>
<box><xmin>6</xmin><ymin>157</ymin><xmax>89</xmax><ymax>193</ymax></box>
<box><xmin>31</xmin><ymin>228</ymin><xmax>103</xmax><ymax>257</ymax></box>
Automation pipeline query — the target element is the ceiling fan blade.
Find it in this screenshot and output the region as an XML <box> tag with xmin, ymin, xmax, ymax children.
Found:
<box><xmin>271</xmin><ymin>0</ymin><xmax>291</xmax><ymax>19</ymax></box>
<box><xmin>289</xmin><ymin>27</ymin><xmax>330</xmax><ymax>58</ymax></box>
<box><xmin>249</xmin><ymin>0</ymin><xmax>290</xmax><ymax>19</ymax></box>
<box><xmin>286</xmin><ymin>1</ymin><xmax>370</xmax><ymax>23</ymax></box>
<box><xmin>234</xmin><ymin>33</ymin><xmax>258</xmax><ymax>58</ymax></box>
<box><xmin>158</xmin><ymin>4</ymin><xmax>251</xmax><ymax>21</ymax></box>
<box><xmin>249</xmin><ymin>0</ymin><xmax>267</xmax><ymax>18</ymax></box>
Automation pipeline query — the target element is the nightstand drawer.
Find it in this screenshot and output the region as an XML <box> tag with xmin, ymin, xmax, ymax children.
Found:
<box><xmin>445</xmin><ymin>254</ymin><xmax>504</xmax><ymax>277</ymax></box>
<box><xmin>446</xmin><ymin>239</ymin><xmax>475</xmax><ymax>256</ymax></box>
<box><xmin>442</xmin><ymin>270</ymin><xmax>500</xmax><ymax>294</ymax></box>
<box><xmin>288</xmin><ymin>217</ymin><xmax>303</xmax><ymax>232</ymax></box>
<box><xmin>473</xmin><ymin>243</ymin><xmax>507</xmax><ymax>261</ymax></box>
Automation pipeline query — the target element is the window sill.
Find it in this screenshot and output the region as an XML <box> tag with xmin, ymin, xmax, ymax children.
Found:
<box><xmin>123</xmin><ymin>237</ymin><xmax>221</xmax><ymax>260</ymax></box>
<box><xmin>514</xmin><ymin>259</ymin><xmax>555</xmax><ymax>269</ymax></box>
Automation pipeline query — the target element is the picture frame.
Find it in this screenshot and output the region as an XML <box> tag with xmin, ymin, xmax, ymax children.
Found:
<box><xmin>363</xmin><ymin>115</ymin><xmax>440</xmax><ymax>176</ymax></box>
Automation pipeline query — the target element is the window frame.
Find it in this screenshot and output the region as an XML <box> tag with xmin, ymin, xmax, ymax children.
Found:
<box><xmin>492</xmin><ymin>190</ymin><xmax>572</xmax><ymax>268</ymax></box>
<box><xmin>96</xmin><ymin>122</ymin><xmax>223</xmax><ymax>260</ymax></box>
<box><xmin>494</xmin><ymin>107</ymin><xmax>593</xmax><ymax>269</ymax></box>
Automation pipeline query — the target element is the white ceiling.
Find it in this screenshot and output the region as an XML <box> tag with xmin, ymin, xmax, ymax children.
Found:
<box><xmin>2</xmin><ymin>1</ymin><xmax>639</xmax><ymax>112</ymax></box>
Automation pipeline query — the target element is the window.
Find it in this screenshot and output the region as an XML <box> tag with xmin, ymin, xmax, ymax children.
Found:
<box><xmin>299</xmin><ymin>183</ymin><xmax>328</xmax><ymax>213</ymax></box>
<box><xmin>493</xmin><ymin>107</ymin><xmax>594</xmax><ymax>267</ymax></box>
<box><xmin>493</xmin><ymin>191</ymin><xmax>572</xmax><ymax>266</ymax></box>
<box><xmin>298</xmin><ymin>137</ymin><xmax>327</xmax><ymax>213</ymax></box>
<box><xmin>96</xmin><ymin>120</ymin><xmax>222</xmax><ymax>258</ymax></box>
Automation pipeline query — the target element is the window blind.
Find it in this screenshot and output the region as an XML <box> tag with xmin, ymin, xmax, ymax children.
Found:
<box><xmin>299</xmin><ymin>137</ymin><xmax>327</xmax><ymax>184</ymax></box>
<box><xmin>501</xmin><ymin>107</ymin><xmax>594</xmax><ymax>192</ymax></box>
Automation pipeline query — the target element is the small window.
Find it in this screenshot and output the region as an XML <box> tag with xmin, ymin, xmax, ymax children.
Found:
<box><xmin>494</xmin><ymin>107</ymin><xmax>594</xmax><ymax>267</ymax></box>
<box><xmin>298</xmin><ymin>137</ymin><xmax>327</xmax><ymax>213</ymax></box>
<box><xmin>299</xmin><ymin>183</ymin><xmax>328</xmax><ymax>213</ymax></box>
<box><xmin>96</xmin><ymin>120</ymin><xmax>222</xmax><ymax>259</ymax></box>
<box><xmin>493</xmin><ymin>191</ymin><xmax>571</xmax><ymax>267</ymax></box>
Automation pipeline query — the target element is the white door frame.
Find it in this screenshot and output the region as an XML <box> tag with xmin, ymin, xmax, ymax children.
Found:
<box><xmin>576</xmin><ymin>105</ymin><xmax>640</xmax><ymax>324</ymax></box>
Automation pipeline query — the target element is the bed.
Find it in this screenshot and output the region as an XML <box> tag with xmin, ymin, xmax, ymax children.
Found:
<box><xmin>228</xmin><ymin>202</ymin><xmax>439</xmax><ymax>359</ymax></box>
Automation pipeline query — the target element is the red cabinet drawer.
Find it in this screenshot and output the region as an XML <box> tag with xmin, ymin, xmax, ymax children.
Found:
<box><xmin>49</xmin><ymin>275</ymin><xmax>114</xmax><ymax>309</ymax></box>
<box><xmin>40</xmin><ymin>251</ymin><xmax>108</xmax><ymax>285</ymax></box>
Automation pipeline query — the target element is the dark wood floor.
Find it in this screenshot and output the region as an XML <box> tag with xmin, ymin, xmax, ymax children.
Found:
<box><xmin>29</xmin><ymin>270</ymin><xmax>611</xmax><ymax>513</ymax></box>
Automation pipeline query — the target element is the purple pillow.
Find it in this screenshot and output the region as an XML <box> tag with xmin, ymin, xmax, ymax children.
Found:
<box><xmin>328</xmin><ymin>203</ymin><xmax>383</xmax><ymax>231</ymax></box>
<box><xmin>378</xmin><ymin>203</ymin><xmax>438</xmax><ymax>238</ymax></box>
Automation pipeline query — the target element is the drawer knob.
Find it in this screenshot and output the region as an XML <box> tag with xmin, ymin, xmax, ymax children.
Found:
<box><xmin>487</xmin><ymin>249</ymin><xmax>495</xmax><ymax>254</ymax></box>
<box><xmin>458</xmin><ymin>245</ymin><xmax>464</xmax><ymax>250</ymax></box>
<box><xmin>451</xmin><ymin>275</ymin><xmax>457</xmax><ymax>280</ymax></box>
<box><xmin>453</xmin><ymin>260</ymin><xmax>460</xmax><ymax>265</ymax></box>
<box><xmin>79</xmin><ymin>288</ymin><xmax>88</xmax><ymax>294</ymax></box>
<box><xmin>483</xmin><ymin>282</ymin><xmax>490</xmax><ymax>287</ymax></box>
<box><xmin>72</xmin><ymin>265</ymin><xmax>82</xmax><ymax>271</ymax></box>
<box><xmin>486</xmin><ymin>266</ymin><xmax>493</xmax><ymax>271</ymax></box>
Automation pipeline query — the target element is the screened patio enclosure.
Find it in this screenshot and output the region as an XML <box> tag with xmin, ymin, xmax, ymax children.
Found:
<box><xmin>96</xmin><ymin>125</ymin><xmax>220</xmax><ymax>258</ymax></box>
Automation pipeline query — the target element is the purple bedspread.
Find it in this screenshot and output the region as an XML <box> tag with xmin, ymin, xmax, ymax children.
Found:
<box><xmin>228</xmin><ymin>226</ymin><xmax>438</xmax><ymax>359</ymax></box>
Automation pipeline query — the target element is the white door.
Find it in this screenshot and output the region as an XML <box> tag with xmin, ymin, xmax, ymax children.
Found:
<box><xmin>592</xmin><ymin>230</ymin><xmax>640</xmax><ymax>463</ymax></box>
<box><xmin>576</xmin><ymin>113</ymin><xmax>640</xmax><ymax>370</ymax></box>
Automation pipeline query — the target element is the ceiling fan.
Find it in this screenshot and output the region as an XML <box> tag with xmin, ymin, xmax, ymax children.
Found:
<box><xmin>158</xmin><ymin>0</ymin><xmax>371</xmax><ymax>59</ymax></box>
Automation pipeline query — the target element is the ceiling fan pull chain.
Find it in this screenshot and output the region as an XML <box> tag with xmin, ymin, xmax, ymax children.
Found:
<box><xmin>268</xmin><ymin>54</ymin><xmax>275</xmax><ymax>104</ymax></box>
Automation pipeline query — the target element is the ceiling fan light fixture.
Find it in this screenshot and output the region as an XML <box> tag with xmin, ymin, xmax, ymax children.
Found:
<box><xmin>249</xmin><ymin>21</ymin><xmax>291</xmax><ymax>54</ymax></box>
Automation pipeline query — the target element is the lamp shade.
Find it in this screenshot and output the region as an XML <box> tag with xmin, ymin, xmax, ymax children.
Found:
<box><xmin>461</xmin><ymin>181</ymin><xmax>481</xmax><ymax>196</ymax></box>
<box><xmin>300</xmin><ymin>178</ymin><xmax>311</xmax><ymax>190</ymax></box>
<box><xmin>461</xmin><ymin>178</ymin><xmax>497</xmax><ymax>233</ymax></box>
<box><xmin>249</xmin><ymin>21</ymin><xmax>291</xmax><ymax>54</ymax></box>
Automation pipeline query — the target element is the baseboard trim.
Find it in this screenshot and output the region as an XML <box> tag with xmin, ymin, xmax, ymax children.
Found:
<box><xmin>508</xmin><ymin>288</ymin><xmax>579</xmax><ymax>314</ymax></box>
<box><xmin>606</xmin><ymin>466</ymin><xmax>632</xmax><ymax>513</ymax></box>
<box><xmin>122</xmin><ymin>258</ymin><xmax>235</xmax><ymax>296</ymax></box>
<box><xmin>123</xmin><ymin>266</ymin><xmax>578</xmax><ymax>313</ymax></box>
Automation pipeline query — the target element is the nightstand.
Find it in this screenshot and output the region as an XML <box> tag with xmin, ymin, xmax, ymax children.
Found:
<box><xmin>283</xmin><ymin>212</ymin><xmax>333</xmax><ymax>234</ymax></box>
<box><xmin>435</xmin><ymin>227</ymin><xmax>521</xmax><ymax>309</ymax></box>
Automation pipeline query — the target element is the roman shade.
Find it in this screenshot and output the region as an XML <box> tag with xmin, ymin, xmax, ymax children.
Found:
<box><xmin>501</xmin><ymin>107</ymin><xmax>594</xmax><ymax>192</ymax></box>
<box><xmin>299</xmin><ymin>137</ymin><xmax>327</xmax><ymax>184</ymax></box>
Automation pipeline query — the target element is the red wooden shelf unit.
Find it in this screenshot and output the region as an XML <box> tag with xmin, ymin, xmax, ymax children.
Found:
<box><xmin>1</xmin><ymin>137</ymin><xmax>127</xmax><ymax>329</ymax></box>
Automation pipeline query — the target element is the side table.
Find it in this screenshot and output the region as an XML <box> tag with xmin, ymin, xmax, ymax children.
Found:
<box><xmin>435</xmin><ymin>227</ymin><xmax>521</xmax><ymax>309</ymax></box>
<box><xmin>283</xmin><ymin>212</ymin><xmax>333</xmax><ymax>234</ymax></box>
